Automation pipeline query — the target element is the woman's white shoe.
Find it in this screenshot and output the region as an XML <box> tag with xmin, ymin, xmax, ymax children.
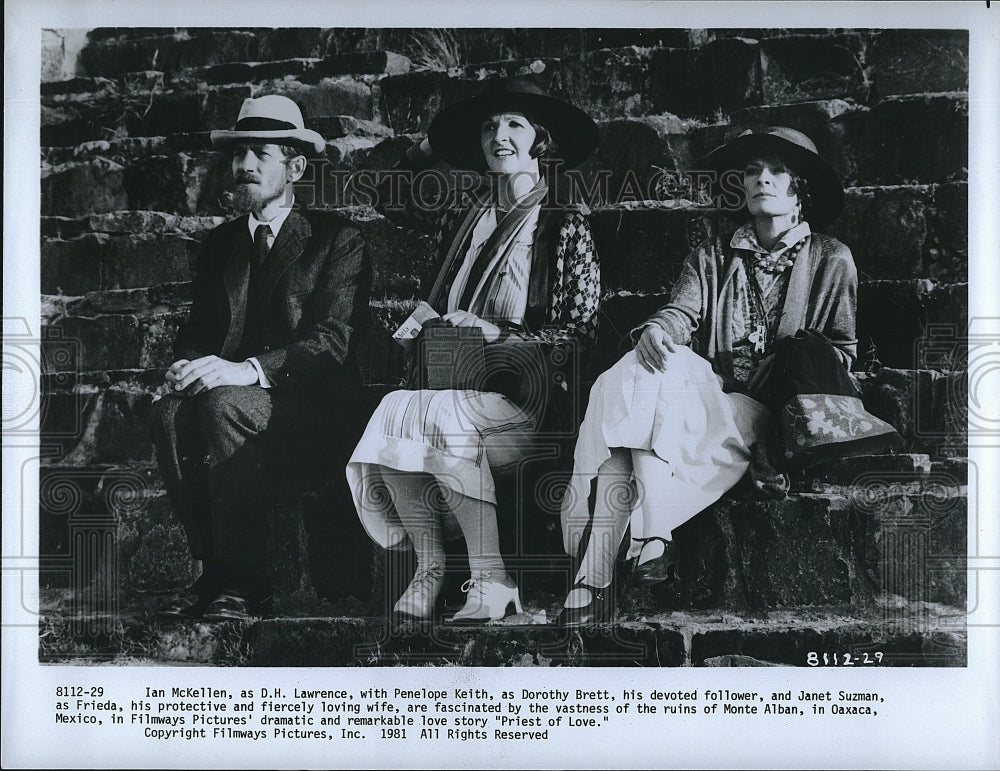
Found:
<box><xmin>448</xmin><ymin>574</ymin><xmax>523</xmax><ymax>623</ymax></box>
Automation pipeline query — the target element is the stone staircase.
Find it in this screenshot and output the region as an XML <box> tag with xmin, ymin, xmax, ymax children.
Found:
<box><xmin>38</xmin><ymin>27</ymin><xmax>968</xmax><ymax>666</ymax></box>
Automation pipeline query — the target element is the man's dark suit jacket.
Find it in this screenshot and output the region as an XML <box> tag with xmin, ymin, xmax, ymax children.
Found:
<box><xmin>173</xmin><ymin>208</ymin><xmax>369</xmax><ymax>392</ymax></box>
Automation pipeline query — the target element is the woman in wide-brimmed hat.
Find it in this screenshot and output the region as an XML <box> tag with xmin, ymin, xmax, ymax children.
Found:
<box><xmin>557</xmin><ymin>126</ymin><xmax>900</xmax><ymax>627</ymax></box>
<box><xmin>347</xmin><ymin>78</ymin><xmax>601</xmax><ymax>625</ymax></box>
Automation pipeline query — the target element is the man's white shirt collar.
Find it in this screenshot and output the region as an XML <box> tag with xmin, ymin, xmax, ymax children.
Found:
<box><xmin>247</xmin><ymin>197</ymin><xmax>295</xmax><ymax>240</ymax></box>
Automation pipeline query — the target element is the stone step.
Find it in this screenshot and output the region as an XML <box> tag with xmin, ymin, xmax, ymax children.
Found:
<box><xmin>71</xmin><ymin>29</ymin><xmax>719</xmax><ymax>84</ymax></box>
<box><xmin>37</xmin><ymin>595</ymin><xmax>966</xmax><ymax>666</ymax></box>
<box><xmin>38</xmin><ymin>459</ymin><xmax>968</xmax><ymax>616</ymax></box>
<box><xmin>42</xmin><ymin>107</ymin><xmax>968</xmax><ymax>216</ymax></box>
<box><xmin>41</xmin><ymin>80</ymin><xmax>377</xmax><ymax>147</ymax></box>
<box><xmin>377</xmin><ymin>39</ymin><xmax>968</xmax><ymax>133</ymax></box>
<box><xmin>76</xmin><ymin>29</ymin><xmax>327</xmax><ymax>78</ymax></box>
<box><xmin>40</xmin><ymin>171</ymin><xmax>968</xmax><ymax>286</ymax></box>
<box><xmin>185</xmin><ymin>51</ymin><xmax>412</xmax><ymax>87</ymax></box>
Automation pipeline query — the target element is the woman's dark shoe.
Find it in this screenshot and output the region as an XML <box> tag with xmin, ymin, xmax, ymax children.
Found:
<box><xmin>555</xmin><ymin>582</ymin><xmax>614</xmax><ymax>628</ymax></box>
<box><xmin>630</xmin><ymin>537</ymin><xmax>681</xmax><ymax>587</ymax></box>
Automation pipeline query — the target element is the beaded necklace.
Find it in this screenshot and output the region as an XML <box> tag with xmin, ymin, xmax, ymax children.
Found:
<box><xmin>743</xmin><ymin>236</ymin><xmax>808</xmax><ymax>354</ymax></box>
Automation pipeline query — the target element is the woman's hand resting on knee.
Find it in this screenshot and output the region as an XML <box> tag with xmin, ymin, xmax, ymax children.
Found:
<box><xmin>634</xmin><ymin>325</ymin><xmax>677</xmax><ymax>373</ymax></box>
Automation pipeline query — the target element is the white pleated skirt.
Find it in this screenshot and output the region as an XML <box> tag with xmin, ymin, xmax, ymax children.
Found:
<box><xmin>347</xmin><ymin>388</ymin><xmax>538</xmax><ymax>550</ymax></box>
<box><xmin>561</xmin><ymin>348</ymin><xmax>769</xmax><ymax>559</ymax></box>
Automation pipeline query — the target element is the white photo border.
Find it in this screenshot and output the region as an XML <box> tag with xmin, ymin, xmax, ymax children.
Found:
<box><xmin>4</xmin><ymin>2</ymin><xmax>999</xmax><ymax>769</ymax></box>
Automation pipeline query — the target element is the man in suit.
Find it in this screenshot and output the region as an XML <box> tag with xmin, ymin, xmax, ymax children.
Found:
<box><xmin>150</xmin><ymin>95</ymin><xmax>369</xmax><ymax>621</ymax></box>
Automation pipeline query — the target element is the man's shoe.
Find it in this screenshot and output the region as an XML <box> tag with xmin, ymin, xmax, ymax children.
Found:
<box><xmin>157</xmin><ymin>592</ymin><xmax>212</xmax><ymax>620</ymax></box>
<box><xmin>202</xmin><ymin>593</ymin><xmax>273</xmax><ymax>622</ymax></box>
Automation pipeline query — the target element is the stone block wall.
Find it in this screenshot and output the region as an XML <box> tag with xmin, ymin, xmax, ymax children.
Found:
<box><xmin>39</xmin><ymin>28</ymin><xmax>968</xmax><ymax>612</ymax></box>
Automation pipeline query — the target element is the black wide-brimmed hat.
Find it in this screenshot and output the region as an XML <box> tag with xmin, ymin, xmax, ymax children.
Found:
<box><xmin>428</xmin><ymin>77</ymin><xmax>599</xmax><ymax>172</ymax></box>
<box><xmin>700</xmin><ymin>126</ymin><xmax>845</xmax><ymax>227</ymax></box>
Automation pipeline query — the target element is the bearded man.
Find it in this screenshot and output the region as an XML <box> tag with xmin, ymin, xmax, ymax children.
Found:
<box><xmin>150</xmin><ymin>95</ymin><xmax>369</xmax><ymax>620</ymax></box>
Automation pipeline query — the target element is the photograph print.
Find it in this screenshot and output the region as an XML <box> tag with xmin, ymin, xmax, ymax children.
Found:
<box><xmin>35</xmin><ymin>24</ymin><xmax>971</xmax><ymax>669</ymax></box>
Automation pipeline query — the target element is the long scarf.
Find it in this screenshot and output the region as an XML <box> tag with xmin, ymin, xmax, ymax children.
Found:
<box><xmin>426</xmin><ymin>178</ymin><xmax>549</xmax><ymax>315</ymax></box>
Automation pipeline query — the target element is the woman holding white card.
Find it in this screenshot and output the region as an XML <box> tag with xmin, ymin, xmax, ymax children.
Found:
<box><xmin>347</xmin><ymin>78</ymin><xmax>601</xmax><ymax>624</ymax></box>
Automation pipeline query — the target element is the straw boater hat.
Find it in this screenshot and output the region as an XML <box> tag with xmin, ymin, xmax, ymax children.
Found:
<box><xmin>210</xmin><ymin>95</ymin><xmax>326</xmax><ymax>157</ymax></box>
<box><xmin>428</xmin><ymin>77</ymin><xmax>599</xmax><ymax>172</ymax></box>
<box><xmin>700</xmin><ymin>126</ymin><xmax>845</xmax><ymax>228</ymax></box>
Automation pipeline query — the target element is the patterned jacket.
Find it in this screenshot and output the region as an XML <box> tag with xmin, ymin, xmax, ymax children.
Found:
<box><xmin>644</xmin><ymin>230</ymin><xmax>857</xmax><ymax>386</ymax></box>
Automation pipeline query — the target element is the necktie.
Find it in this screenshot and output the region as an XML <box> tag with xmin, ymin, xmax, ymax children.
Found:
<box><xmin>253</xmin><ymin>224</ymin><xmax>272</xmax><ymax>269</ymax></box>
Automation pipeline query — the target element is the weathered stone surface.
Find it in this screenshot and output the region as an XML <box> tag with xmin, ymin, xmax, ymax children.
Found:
<box><xmin>41</xmin><ymin>76</ymin><xmax>110</xmax><ymax>96</ymax></box>
<box><xmin>102</xmin><ymin>234</ymin><xmax>197</xmax><ymax>289</ymax></box>
<box><xmin>828</xmin><ymin>183</ymin><xmax>968</xmax><ymax>283</ymax></box>
<box><xmin>255</xmin><ymin>28</ymin><xmax>326</xmax><ymax>63</ymax></box>
<box><xmin>651</xmin><ymin>38</ymin><xmax>762</xmax><ymax>117</ymax></box>
<box><xmin>858</xmin><ymin>94</ymin><xmax>968</xmax><ymax>185</ymax></box>
<box><xmin>574</xmin><ymin>115</ymin><xmax>717</xmax><ymax>207</ymax></box>
<box><xmin>78</xmin><ymin>30</ymin><xmax>260</xmax><ymax>77</ymax></box>
<box><xmin>690</xmin><ymin>623</ymin><xmax>966</xmax><ymax>667</ymax></box>
<box><xmin>729</xmin><ymin>99</ymin><xmax>868</xmax><ymax>186</ymax></box>
<box><xmin>41</xmin><ymin>216</ymin><xmax>92</xmax><ymax>239</ymax></box>
<box><xmin>190</xmin><ymin>58</ymin><xmax>321</xmax><ymax>86</ymax></box>
<box><xmin>46</xmin><ymin>315</ymin><xmax>145</xmax><ymax>372</ymax></box>
<box><xmin>116</xmin><ymin>492</ymin><xmax>198</xmax><ymax>593</ymax></box>
<box><xmin>588</xmin><ymin>204</ymin><xmax>708</xmax><ymax>293</ymax></box>
<box><xmin>792</xmin><ymin>454</ymin><xmax>931</xmax><ymax>490</ymax></box>
<box><xmin>491</xmin><ymin>47</ymin><xmax>658</xmax><ymax>120</ymax></box>
<box><xmin>925</xmin><ymin>182</ymin><xmax>968</xmax><ymax>279</ymax></box>
<box><xmin>868</xmin><ymin>30</ymin><xmax>969</xmax><ymax>97</ymax></box>
<box><xmin>311</xmin><ymin>114</ymin><xmax>394</xmax><ymax>140</ymax></box>
<box><xmin>260</xmin><ymin>78</ymin><xmax>375</xmax><ymax>122</ymax></box>
<box><xmin>92</xmin><ymin>388</ymin><xmax>157</xmax><ymax>463</ymax></box>
<box><xmin>857</xmin><ymin>368</ymin><xmax>942</xmax><ymax>454</ymax></box>
<box><xmin>86</xmin><ymin>210</ymin><xmax>225</xmax><ymax>235</ymax></box>
<box><xmin>40</xmin><ymin>388</ymin><xmax>99</xmax><ymax>460</ymax></box>
<box><xmin>932</xmin><ymin>371</ymin><xmax>967</xmax><ymax>456</ymax></box>
<box><xmin>65</xmin><ymin>283</ymin><xmax>193</xmax><ymax>316</ymax></box>
<box><xmin>121</xmin><ymin>151</ymin><xmax>223</xmax><ymax>215</ymax></box>
<box><xmin>140</xmin><ymin>85</ymin><xmax>251</xmax><ymax>137</ymax></box>
<box><xmin>729</xmin><ymin>496</ymin><xmax>858</xmax><ymax>608</ymax></box>
<box><xmin>855</xmin><ymin>281</ymin><xmax>968</xmax><ymax>370</ymax></box>
<box><xmin>324</xmin><ymin>51</ymin><xmax>411</xmax><ymax>76</ymax></box>
<box><xmin>41</xmin><ymin>235</ymin><xmax>107</xmax><ymax>295</ymax></box>
<box><xmin>329</xmin><ymin>206</ymin><xmax>436</xmax><ymax>297</ymax></box>
<box><xmin>829</xmin><ymin>186</ymin><xmax>930</xmax><ymax>279</ymax></box>
<box><xmin>323</xmin><ymin>135</ymin><xmax>385</xmax><ymax>170</ymax></box>
<box><xmin>249</xmin><ymin>618</ymin><xmax>688</xmax><ymax>666</ymax></box>
<box><xmin>38</xmin><ymin>601</ymin><xmax>966</xmax><ymax>666</ymax></box>
<box><xmin>41</xmin><ymin>158</ymin><xmax>128</xmax><ymax>215</ymax></box>
<box><xmin>139</xmin><ymin>311</ymin><xmax>190</xmax><ymax>369</ymax></box>
<box><xmin>41</xmin><ymin>84</ymin><xmax>251</xmax><ymax>145</ymax></box>
<box><xmin>378</xmin><ymin>71</ymin><xmax>481</xmax><ymax>134</ymax></box>
<box><xmin>758</xmin><ymin>33</ymin><xmax>869</xmax><ymax>103</ymax></box>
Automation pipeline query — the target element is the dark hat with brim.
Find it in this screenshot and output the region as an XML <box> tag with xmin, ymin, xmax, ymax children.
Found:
<box><xmin>699</xmin><ymin>126</ymin><xmax>845</xmax><ymax>228</ymax></box>
<box><xmin>428</xmin><ymin>78</ymin><xmax>599</xmax><ymax>172</ymax></box>
<box><xmin>211</xmin><ymin>95</ymin><xmax>326</xmax><ymax>157</ymax></box>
